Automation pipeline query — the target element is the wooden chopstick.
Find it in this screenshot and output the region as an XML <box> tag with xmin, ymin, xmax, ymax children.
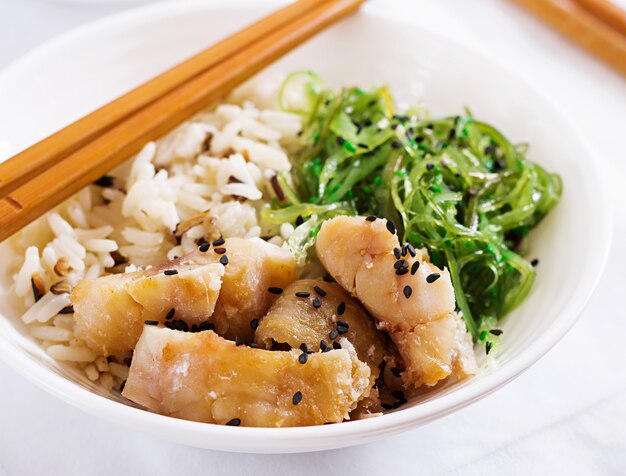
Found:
<box><xmin>0</xmin><ymin>0</ymin><xmax>330</xmax><ymax>197</ymax></box>
<box><xmin>573</xmin><ymin>0</ymin><xmax>626</xmax><ymax>36</ymax></box>
<box><xmin>512</xmin><ymin>0</ymin><xmax>626</xmax><ymax>77</ymax></box>
<box><xmin>0</xmin><ymin>0</ymin><xmax>365</xmax><ymax>242</ymax></box>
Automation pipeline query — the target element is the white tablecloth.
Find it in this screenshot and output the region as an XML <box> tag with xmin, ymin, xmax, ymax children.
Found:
<box><xmin>1</xmin><ymin>0</ymin><xmax>625</xmax><ymax>474</ymax></box>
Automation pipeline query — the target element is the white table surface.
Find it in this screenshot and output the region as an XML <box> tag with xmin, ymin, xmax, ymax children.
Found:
<box><xmin>0</xmin><ymin>0</ymin><xmax>625</xmax><ymax>474</ymax></box>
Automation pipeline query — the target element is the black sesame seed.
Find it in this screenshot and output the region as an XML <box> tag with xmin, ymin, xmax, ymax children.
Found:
<box><xmin>313</xmin><ymin>286</ymin><xmax>327</xmax><ymax>297</ymax></box>
<box><xmin>250</xmin><ymin>319</ymin><xmax>259</xmax><ymax>330</ymax></box>
<box><xmin>337</xmin><ymin>301</ymin><xmax>346</xmax><ymax>316</ymax></box>
<box><xmin>486</xmin><ymin>341</ymin><xmax>493</xmax><ymax>355</ymax></box>
<box><xmin>490</xmin><ymin>329</ymin><xmax>503</xmax><ymax>336</ymax></box>
<box><xmin>411</xmin><ymin>261</ymin><xmax>420</xmax><ymax>275</ymax></box>
<box><xmin>225</xmin><ymin>418</ymin><xmax>241</xmax><ymax>426</ymax></box>
<box><xmin>393</xmin><ymin>247</ymin><xmax>402</xmax><ymax>259</ymax></box>
<box><xmin>393</xmin><ymin>399</ymin><xmax>407</xmax><ymax>409</ymax></box>
<box><xmin>336</xmin><ymin>137</ymin><xmax>345</xmax><ymax>146</ymax></box>
<box><xmin>176</xmin><ymin>320</ymin><xmax>189</xmax><ymax>332</ymax></box>
<box><xmin>396</xmin><ymin>268</ymin><xmax>409</xmax><ymax>276</ymax></box>
<box><xmin>292</xmin><ymin>391</ymin><xmax>303</xmax><ymax>405</ymax></box>
<box><xmin>386</xmin><ymin>220</ymin><xmax>396</xmax><ymax>235</ymax></box>
<box><xmin>394</xmin><ymin>259</ymin><xmax>408</xmax><ymax>270</ymax></box>
<box><xmin>405</xmin><ymin>242</ymin><xmax>416</xmax><ymax>257</ymax></box>
<box><xmin>191</xmin><ymin>324</ymin><xmax>199</xmax><ymax>332</ymax></box>
<box><xmin>391</xmin><ymin>367</ymin><xmax>402</xmax><ymax>378</ymax></box>
<box><xmin>214</xmin><ymin>247</ymin><xmax>226</xmax><ymax>254</ymax></box>
<box><xmin>426</xmin><ymin>163</ymin><xmax>434</xmax><ymax>171</ymax></box>
<box><xmin>94</xmin><ymin>175</ymin><xmax>115</xmax><ymax>188</ymax></box>
<box><xmin>220</xmin><ymin>256</ymin><xmax>229</xmax><ymax>266</ymax></box>
<box><xmin>298</xmin><ymin>352</ymin><xmax>308</xmax><ymax>364</ymax></box>
<box><xmin>332</xmin><ymin>341</ymin><xmax>342</xmax><ymax>350</ymax></box>
<box><xmin>381</xmin><ymin>403</ymin><xmax>394</xmax><ymax>410</ymax></box>
<box><xmin>212</xmin><ymin>237</ymin><xmax>225</xmax><ymax>247</ymax></box>
<box><xmin>235</xmin><ymin>337</ymin><xmax>244</xmax><ymax>346</ymax></box>
<box><xmin>199</xmin><ymin>242</ymin><xmax>210</xmax><ymax>252</ymax></box>
<box><xmin>403</xmin><ymin>285</ymin><xmax>412</xmax><ymax>299</ymax></box>
<box><xmin>295</xmin><ymin>215</ymin><xmax>304</xmax><ymax>227</ymax></box>
<box><xmin>365</xmin><ymin>215</ymin><xmax>377</xmax><ymax>222</ymax></box>
<box><xmin>144</xmin><ymin>320</ymin><xmax>158</xmax><ymax>326</ymax></box>
<box><xmin>312</xmin><ymin>296</ymin><xmax>322</xmax><ymax>308</ymax></box>
<box><xmin>199</xmin><ymin>321</ymin><xmax>215</xmax><ymax>332</ymax></box>
<box><xmin>392</xmin><ymin>390</ymin><xmax>406</xmax><ymax>400</ymax></box>
<box><xmin>337</xmin><ymin>325</ymin><xmax>349</xmax><ymax>335</ymax></box>
<box><xmin>268</xmin><ymin>287</ymin><xmax>283</xmax><ymax>295</ymax></box>
<box><xmin>123</xmin><ymin>357</ymin><xmax>132</xmax><ymax>367</ymax></box>
<box><xmin>426</xmin><ymin>273</ymin><xmax>440</xmax><ymax>283</ymax></box>
<box><xmin>299</xmin><ymin>343</ymin><xmax>308</xmax><ymax>353</ymax></box>
<box><xmin>531</xmin><ymin>258</ymin><xmax>539</xmax><ymax>267</ymax></box>
<box><xmin>329</xmin><ymin>329</ymin><xmax>339</xmax><ymax>340</ymax></box>
<box><xmin>163</xmin><ymin>269</ymin><xmax>178</xmax><ymax>275</ymax></box>
<box><xmin>165</xmin><ymin>308</ymin><xmax>175</xmax><ymax>320</ymax></box>
<box><xmin>336</xmin><ymin>320</ymin><xmax>349</xmax><ymax>329</ymax></box>
<box><xmin>391</xmin><ymin>123</ymin><xmax>398</xmax><ymax>130</ymax></box>
<box><xmin>358</xmin><ymin>143</ymin><xmax>368</xmax><ymax>149</ymax></box>
<box><xmin>391</xmin><ymin>141</ymin><xmax>402</xmax><ymax>149</ymax></box>
<box><xmin>59</xmin><ymin>305</ymin><xmax>74</xmax><ymax>314</ymax></box>
<box><xmin>164</xmin><ymin>321</ymin><xmax>175</xmax><ymax>330</ymax></box>
<box><xmin>295</xmin><ymin>291</ymin><xmax>310</xmax><ymax>298</ymax></box>
<box><xmin>320</xmin><ymin>340</ymin><xmax>328</xmax><ymax>351</ymax></box>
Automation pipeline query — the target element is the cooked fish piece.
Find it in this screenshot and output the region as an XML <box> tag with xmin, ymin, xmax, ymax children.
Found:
<box><xmin>254</xmin><ymin>278</ymin><xmax>387</xmax><ymax>379</ymax></box>
<box><xmin>316</xmin><ymin>216</ymin><xmax>455</xmax><ymax>328</ymax></box>
<box><xmin>389</xmin><ymin>312</ymin><xmax>477</xmax><ymax>387</ymax></box>
<box><xmin>210</xmin><ymin>237</ymin><xmax>298</xmax><ymax>342</ymax></box>
<box><xmin>122</xmin><ymin>326</ymin><xmax>372</xmax><ymax>427</ymax></box>
<box><xmin>350</xmin><ymin>386</ymin><xmax>383</xmax><ymax>419</ymax></box>
<box><xmin>316</xmin><ymin>215</ymin><xmax>477</xmax><ymax>388</ymax></box>
<box><xmin>72</xmin><ymin>237</ymin><xmax>296</xmax><ymax>355</ymax></box>
<box><xmin>72</xmin><ymin>256</ymin><xmax>224</xmax><ymax>356</ymax></box>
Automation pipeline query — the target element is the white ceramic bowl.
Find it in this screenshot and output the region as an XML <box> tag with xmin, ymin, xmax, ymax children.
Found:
<box><xmin>0</xmin><ymin>0</ymin><xmax>611</xmax><ymax>453</ymax></box>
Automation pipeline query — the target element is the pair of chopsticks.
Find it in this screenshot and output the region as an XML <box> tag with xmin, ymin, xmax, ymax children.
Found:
<box><xmin>512</xmin><ymin>0</ymin><xmax>626</xmax><ymax>77</ymax></box>
<box><xmin>0</xmin><ymin>0</ymin><xmax>365</xmax><ymax>242</ymax></box>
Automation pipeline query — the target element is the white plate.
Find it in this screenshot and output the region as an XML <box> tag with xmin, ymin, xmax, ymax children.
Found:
<box><xmin>0</xmin><ymin>0</ymin><xmax>611</xmax><ymax>453</ymax></box>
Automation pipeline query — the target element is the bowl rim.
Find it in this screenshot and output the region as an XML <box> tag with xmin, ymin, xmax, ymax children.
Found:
<box><xmin>0</xmin><ymin>0</ymin><xmax>613</xmax><ymax>451</ymax></box>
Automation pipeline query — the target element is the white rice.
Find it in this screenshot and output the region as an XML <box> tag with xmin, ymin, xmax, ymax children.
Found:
<box><xmin>6</xmin><ymin>75</ymin><xmax>303</xmax><ymax>388</ymax></box>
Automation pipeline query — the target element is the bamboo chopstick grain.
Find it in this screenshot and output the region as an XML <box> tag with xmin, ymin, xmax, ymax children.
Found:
<box><xmin>512</xmin><ymin>0</ymin><xmax>626</xmax><ymax>77</ymax></box>
<box><xmin>0</xmin><ymin>0</ymin><xmax>330</xmax><ymax>197</ymax></box>
<box><xmin>0</xmin><ymin>0</ymin><xmax>366</xmax><ymax>242</ymax></box>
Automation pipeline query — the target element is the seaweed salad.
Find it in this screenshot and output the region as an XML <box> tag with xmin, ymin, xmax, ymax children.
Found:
<box><xmin>262</xmin><ymin>71</ymin><xmax>562</xmax><ymax>350</ymax></box>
